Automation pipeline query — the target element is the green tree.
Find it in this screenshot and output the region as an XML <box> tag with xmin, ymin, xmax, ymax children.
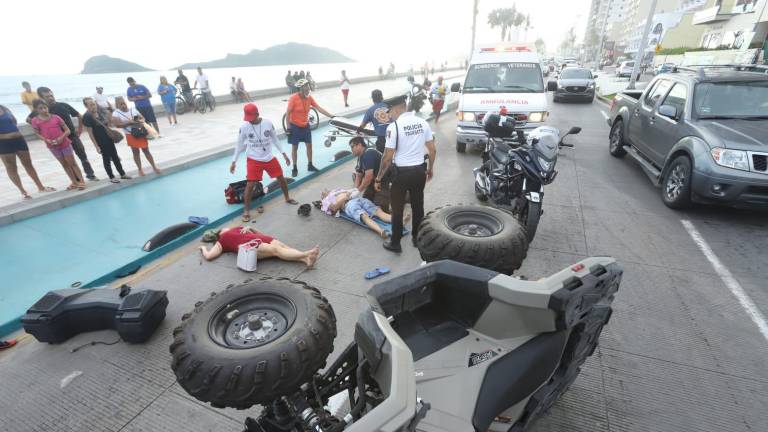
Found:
<box><xmin>488</xmin><ymin>7</ymin><xmax>517</xmax><ymax>41</ymax></box>
<box><xmin>535</xmin><ymin>38</ymin><xmax>546</xmax><ymax>55</ymax></box>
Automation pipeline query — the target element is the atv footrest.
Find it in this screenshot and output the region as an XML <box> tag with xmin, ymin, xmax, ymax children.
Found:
<box><xmin>21</xmin><ymin>286</ymin><xmax>168</xmax><ymax>344</ymax></box>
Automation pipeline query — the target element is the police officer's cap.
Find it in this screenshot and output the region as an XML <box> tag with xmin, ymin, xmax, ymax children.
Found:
<box><xmin>383</xmin><ymin>94</ymin><xmax>408</xmax><ymax>108</ymax></box>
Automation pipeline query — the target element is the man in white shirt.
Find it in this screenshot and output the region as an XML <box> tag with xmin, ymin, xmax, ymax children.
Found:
<box><xmin>93</xmin><ymin>86</ymin><xmax>112</xmax><ymax>113</ymax></box>
<box><xmin>231</xmin><ymin>103</ymin><xmax>298</xmax><ymax>222</ymax></box>
<box><xmin>375</xmin><ymin>94</ymin><xmax>437</xmax><ymax>253</ymax></box>
<box><xmin>194</xmin><ymin>67</ymin><xmax>214</xmax><ymax>111</ymax></box>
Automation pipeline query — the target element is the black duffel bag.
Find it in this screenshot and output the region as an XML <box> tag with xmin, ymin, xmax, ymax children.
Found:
<box><xmin>225</xmin><ymin>180</ymin><xmax>264</xmax><ymax>204</ymax></box>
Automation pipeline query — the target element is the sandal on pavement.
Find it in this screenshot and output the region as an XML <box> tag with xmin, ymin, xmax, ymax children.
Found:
<box><xmin>40</xmin><ymin>186</ymin><xmax>56</xmax><ymax>192</ymax></box>
<box><xmin>286</xmin><ymin>199</ymin><xmax>299</xmax><ymax>205</ymax></box>
<box><xmin>22</xmin><ymin>193</ymin><xmax>32</xmax><ymax>200</ymax></box>
<box><xmin>364</xmin><ymin>267</ymin><xmax>390</xmax><ymax>280</ymax></box>
<box><xmin>0</xmin><ymin>339</ymin><xmax>18</xmax><ymax>350</ymax></box>
<box><xmin>241</xmin><ymin>213</ymin><xmax>251</xmax><ymax>222</ymax></box>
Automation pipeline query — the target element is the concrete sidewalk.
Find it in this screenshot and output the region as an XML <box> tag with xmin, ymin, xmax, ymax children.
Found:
<box><xmin>0</xmin><ymin>73</ymin><xmax>464</xmax><ymax>222</ymax></box>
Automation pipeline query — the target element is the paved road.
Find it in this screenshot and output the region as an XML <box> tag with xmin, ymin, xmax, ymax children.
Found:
<box><xmin>1</xmin><ymin>97</ymin><xmax>766</xmax><ymax>431</ymax></box>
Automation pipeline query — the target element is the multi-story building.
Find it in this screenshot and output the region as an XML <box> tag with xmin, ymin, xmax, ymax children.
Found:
<box><xmin>585</xmin><ymin>0</ymin><xmax>630</xmax><ymax>60</ymax></box>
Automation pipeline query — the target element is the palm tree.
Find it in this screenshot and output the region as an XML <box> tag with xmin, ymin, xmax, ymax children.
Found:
<box><xmin>512</xmin><ymin>12</ymin><xmax>526</xmax><ymax>41</ymax></box>
<box><xmin>488</xmin><ymin>7</ymin><xmax>517</xmax><ymax>41</ymax></box>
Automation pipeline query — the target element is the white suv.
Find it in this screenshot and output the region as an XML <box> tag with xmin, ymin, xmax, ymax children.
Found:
<box><xmin>616</xmin><ymin>61</ymin><xmax>638</xmax><ymax>78</ymax></box>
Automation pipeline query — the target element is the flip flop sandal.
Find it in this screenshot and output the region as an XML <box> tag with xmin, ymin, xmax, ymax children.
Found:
<box><xmin>312</xmin><ymin>200</ymin><xmax>322</xmax><ymax>209</ymax></box>
<box><xmin>364</xmin><ymin>267</ymin><xmax>390</xmax><ymax>280</ymax></box>
<box><xmin>241</xmin><ymin>214</ymin><xmax>251</xmax><ymax>222</ymax></box>
<box><xmin>66</xmin><ymin>184</ymin><xmax>78</xmax><ymax>191</ymax></box>
<box><xmin>188</xmin><ymin>216</ymin><xmax>209</xmax><ymax>225</ymax></box>
<box><xmin>41</xmin><ymin>186</ymin><xmax>56</xmax><ymax>192</ymax></box>
<box><xmin>22</xmin><ymin>194</ymin><xmax>32</xmax><ymax>200</ymax></box>
<box><xmin>0</xmin><ymin>339</ymin><xmax>18</xmax><ymax>350</ymax></box>
<box><xmin>286</xmin><ymin>199</ymin><xmax>299</xmax><ymax>205</ymax></box>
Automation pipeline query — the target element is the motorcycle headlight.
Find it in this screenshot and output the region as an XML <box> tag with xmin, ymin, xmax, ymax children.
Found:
<box><xmin>458</xmin><ymin>111</ymin><xmax>476</xmax><ymax>122</ymax></box>
<box><xmin>711</xmin><ymin>147</ymin><xmax>749</xmax><ymax>171</ymax></box>
<box><xmin>529</xmin><ymin>112</ymin><xmax>548</xmax><ymax>123</ymax></box>
<box><xmin>537</xmin><ymin>156</ymin><xmax>553</xmax><ymax>172</ymax></box>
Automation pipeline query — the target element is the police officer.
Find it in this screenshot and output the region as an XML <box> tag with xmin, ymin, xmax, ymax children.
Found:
<box><xmin>375</xmin><ymin>94</ymin><xmax>436</xmax><ymax>253</ymax></box>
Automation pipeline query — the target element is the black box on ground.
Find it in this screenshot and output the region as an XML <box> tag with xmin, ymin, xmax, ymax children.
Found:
<box><xmin>21</xmin><ymin>286</ymin><xmax>168</xmax><ymax>344</ymax></box>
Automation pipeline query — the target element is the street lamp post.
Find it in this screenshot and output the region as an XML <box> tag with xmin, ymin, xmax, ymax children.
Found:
<box><xmin>471</xmin><ymin>0</ymin><xmax>479</xmax><ymax>57</ymax></box>
<box><xmin>628</xmin><ymin>0</ymin><xmax>658</xmax><ymax>89</ymax></box>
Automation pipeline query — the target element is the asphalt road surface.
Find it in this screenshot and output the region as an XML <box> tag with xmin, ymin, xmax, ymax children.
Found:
<box><xmin>0</xmin><ymin>97</ymin><xmax>766</xmax><ymax>431</ymax></box>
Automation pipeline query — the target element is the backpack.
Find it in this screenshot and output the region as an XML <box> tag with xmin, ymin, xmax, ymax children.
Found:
<box><xmin>225</xmin><ymin>180</ymin><xmax>264</xmax><ymax>204</ymax></box>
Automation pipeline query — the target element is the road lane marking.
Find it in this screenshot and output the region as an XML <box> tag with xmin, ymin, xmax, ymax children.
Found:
<box><xmin>681</xmin><ymin>219</ymin><xmax>768</xmax><ymax>343</ymax></box>
<box><xmin>600</xmin><ymin>110</ymin><xmax>609</xmax><ymax>120</ymax></box>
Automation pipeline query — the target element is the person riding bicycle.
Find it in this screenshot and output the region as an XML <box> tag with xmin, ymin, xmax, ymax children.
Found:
<box><xmin>193</xmin><ymin>67</ymin><xmax>215</xmax><ymax>112</ymax></box>
<box><xmin>285</xmin><ymin>78</ymin><xmax>333</xmax><ymax>178</ymax></box>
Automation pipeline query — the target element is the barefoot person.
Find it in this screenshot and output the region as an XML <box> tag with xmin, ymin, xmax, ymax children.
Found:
<box><xmin>0</xmin><ymin>104</ymin><xmax>55</xmax><ymax>199</ymax></box>
<box><xmin>112</xmin><ymin>96</ymin><xmax>160</xmax><ymax>176</ymax></box>
<box><xmin>30</xmin><ymin>100</ymin><xmax>86</xmax><ymax>190</ymax></box>
<box><xmin>320</xmin><ymin>188</ymin><xmax>408</xmax><ymax>239</ymax></box>
<box><xmin>199</xmin><ymin>226</ymin><xmax>319</xmax><ymax>268</ymax></box>
<box><xmin>231</xmin><ymin>103</ymin><xmax>298</xmax><ymax>222</ymax></box>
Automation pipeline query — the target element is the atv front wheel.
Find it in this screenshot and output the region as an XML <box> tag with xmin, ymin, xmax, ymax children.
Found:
<box><xmin>416</xmin><ymin>204</ymin><xmax>528</xmax><ymax>274</ymax></box>
<box><xmin>170</xmin><ymin>277</ymin><xmax>337</xmax><ymax>409</ymax></box>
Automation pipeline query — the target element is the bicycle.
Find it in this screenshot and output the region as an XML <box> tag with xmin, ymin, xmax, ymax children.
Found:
<box><xmin>193</xmin><ymin>89</ymin><xmax>216</xmax><ymax>114</ymax></box>
<box><xmin>281</xmin><ymin>99</ymin><xmax>320</xmax><ymax>133</ymax></box>
<box><xmin>175</xmin><ymin>92</ymin><xmax>191</xmax><ymax>115</ymax></box>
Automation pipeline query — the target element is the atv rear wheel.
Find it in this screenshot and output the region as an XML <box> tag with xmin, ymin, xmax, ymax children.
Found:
<box><xmin>416</xmin><ymin>204</ymin><xmax>528</xmax><ymax>274</ymax></box>
<box><xmin>170</xmin><ymin>277</ymin><xmax>336</xmax><ymax>409</ymax></box>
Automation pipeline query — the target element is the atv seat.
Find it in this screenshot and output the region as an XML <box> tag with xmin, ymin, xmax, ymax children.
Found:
<box><xmin>364</xmin><ymin>261</ymin><xmax>498</xmax><ymax>362</ymax></box>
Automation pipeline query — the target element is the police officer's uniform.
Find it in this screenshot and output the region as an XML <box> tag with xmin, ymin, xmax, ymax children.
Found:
<box><xmin>381</xmin><ymin>96</ymin><xmax>434</xmax><ymax>249</ymax></box>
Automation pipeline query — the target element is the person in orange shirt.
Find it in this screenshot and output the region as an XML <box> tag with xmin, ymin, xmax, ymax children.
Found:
<box><xmin>285</xmin><ymin>79</ymin><xmax>333</xmax><ymax>177</ymax></box>
<box><xmin>20</xmin><ymin>82</ymin><xmax>37</xmax><ymax>112</ymax></box>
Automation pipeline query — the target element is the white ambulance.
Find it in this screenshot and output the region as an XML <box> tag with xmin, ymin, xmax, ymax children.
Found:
<box><xmin>452</xmin><ymin>43</ymin><xmax>549</xmax><ymax>152</ymax></box>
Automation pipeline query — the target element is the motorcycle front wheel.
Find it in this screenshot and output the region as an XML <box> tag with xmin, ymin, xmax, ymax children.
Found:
<box><xmin>520</xmin><ymin>201</ymin><xmax>542</xmax><ymax>242</ymax></box>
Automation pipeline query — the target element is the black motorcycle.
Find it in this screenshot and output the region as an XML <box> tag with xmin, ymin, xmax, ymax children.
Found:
<box><xmin>474</xmin><ymin>113</ymin><xmax>581</xmax><ymax>241</ymax></box>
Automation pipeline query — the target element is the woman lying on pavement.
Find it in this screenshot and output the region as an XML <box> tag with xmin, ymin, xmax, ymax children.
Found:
<box><xmin>199</xmin><ymin>226</ymin><xmax>319</xmax><ymax>268</ymax></box>
<box><xmin>320</xmin><ymin>188</ymin><xmax>409</xmax><ymax>239</ymax></box>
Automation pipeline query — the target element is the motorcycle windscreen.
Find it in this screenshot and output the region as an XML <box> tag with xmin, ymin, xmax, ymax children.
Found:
<box><xmin>533</xmin><ymin>133</ymin><xmax>559</xmax><ymax>161</ymax></box>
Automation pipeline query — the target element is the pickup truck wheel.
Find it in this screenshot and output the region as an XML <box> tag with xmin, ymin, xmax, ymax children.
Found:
<box><xmin>661</xmin><ymin>156</ymin><xmax>693</xmax><ymax>209</ymax></box>
<box><xmin>609</xmin><ymin>121</ymin><xmax>627</xmax><ymax>158</ymax></box>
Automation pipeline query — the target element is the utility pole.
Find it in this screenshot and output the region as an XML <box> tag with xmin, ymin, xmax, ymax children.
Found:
<box><xmin>471</xmin><ymin>0</ymin><xmax>479</xmax><ymax>58</ymax></box>
<box><xmin>628</xmin><ymin>0</ymin><xmax>657</xmax><ymax>89</ymax></box>
<box><xmin>594</xmin><ymin>0</ymin><xmax>613</xmax><ymax>69</ymax></box>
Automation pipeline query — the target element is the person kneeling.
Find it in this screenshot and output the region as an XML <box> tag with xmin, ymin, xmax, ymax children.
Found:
<box><xmin>199</xmin><ymin>226</ymin><xmax>319</xmax><ymax>268</ymax></box>
<box><xmin>320</xmin><ymin>189</ymin><xmax>408</xmax><ymax>239</ymax></box>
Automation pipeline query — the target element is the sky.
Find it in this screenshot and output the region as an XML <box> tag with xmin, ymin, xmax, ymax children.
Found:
<box><xmin>2</xmin><ymin>0</ymin><xmax>591</xmax><ymax>76</ymax></box>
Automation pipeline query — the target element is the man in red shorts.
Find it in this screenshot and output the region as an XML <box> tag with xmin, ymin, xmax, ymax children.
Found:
<box><xmin>231</xmin><ymin>103</ymin><xmax>298</xmax><ymax>222</ymax></box>
<box><xmin>429</xmin><ymin>76</ymin><xmax>449</xmax><ymax>124</ymax></box>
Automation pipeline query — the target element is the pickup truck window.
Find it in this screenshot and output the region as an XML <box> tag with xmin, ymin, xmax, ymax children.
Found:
<box><xmin>660</xmin><ymin>84</ymin><xmax>687</xmax><ymax>120</ymax></box>
<box><xmin>643</xmin><ymin>80</ymin><xmax>672</xmax><ymax>109</ymax></box>
<box><xmin>694</xmin><ymin>81</ymin><xmax>768</xmax><ymax>118</ymax></box>
<box><xmin>464</xmin><ymin>63</ymin><xmax>545</xmax><ymax>93</ymax></box>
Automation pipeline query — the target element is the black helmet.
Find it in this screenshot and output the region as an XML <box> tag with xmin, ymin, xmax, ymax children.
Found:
<box><xmin>297</xmin><ymin>203</ymin><xmax>311</xmax><ymax>217</ymax></box>
<box><xmin>483</xmin><ymin>112</ymin><xmax>517</xmax><ymax>138</ymax></box>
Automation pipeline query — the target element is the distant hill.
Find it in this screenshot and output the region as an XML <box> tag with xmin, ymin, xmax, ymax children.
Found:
<box><xmin>81</xmin><ymin>55</ymin><xmax>153</xmax><ymax>74</ymax></box>
<box><xmin>176</xmin><ymin>43</ymin><xmax>353</xmax><ymax>69</ymax></box>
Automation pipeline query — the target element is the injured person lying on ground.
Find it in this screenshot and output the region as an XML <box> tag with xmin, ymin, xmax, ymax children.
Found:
<box><xmin>199</xmin><ymin>226</ymin><xmax>319</xmax><ymax>268</ymax></box>
<box><xmin>320</xmin><ymin>188</ymin><xmax>409</xmax><ymax>239</ymax></box>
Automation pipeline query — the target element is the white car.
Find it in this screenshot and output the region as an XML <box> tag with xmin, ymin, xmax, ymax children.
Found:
<box><xmin>616</xmin><ymin>61</ymin><xmax>639</xmax><ymax>78</ymax></box>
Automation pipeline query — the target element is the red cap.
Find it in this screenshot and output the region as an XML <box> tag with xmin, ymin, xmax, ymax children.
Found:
<box><xmin>243</xmin><ymin>103</ymin><xmax>259</xmax><ymax>121</ymax></box>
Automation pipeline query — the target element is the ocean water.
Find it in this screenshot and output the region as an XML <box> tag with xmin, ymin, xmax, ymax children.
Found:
<box><xmin>0</xmin><ymin>61</ymin><xmax>416</xmax><ymax>120</ymax></box>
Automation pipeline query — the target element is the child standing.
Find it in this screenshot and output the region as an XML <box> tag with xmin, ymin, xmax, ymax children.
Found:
<box><xmin>30</xmin><ymin>99</ymin><xmax>86</xmax><ymax>190</ymax></box>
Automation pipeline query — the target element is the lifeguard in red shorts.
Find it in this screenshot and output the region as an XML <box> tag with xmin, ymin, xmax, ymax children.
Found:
<box><xmin>231</xmin><ymin>103</ymin><xmax>298</xmax><ymax>222</ymax></box>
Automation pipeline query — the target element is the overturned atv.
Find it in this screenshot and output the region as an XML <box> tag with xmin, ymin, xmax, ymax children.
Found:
<box><xmin>170</xmin><ymin>257</ymin><xmax>622</xmax><ymax>431</ymax></box>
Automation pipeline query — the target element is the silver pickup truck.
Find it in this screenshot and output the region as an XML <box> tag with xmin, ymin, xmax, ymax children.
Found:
<box><xmin>607</xmin><ymin>65</ymin><xmax>768</xmax><ymax>209</ymax></box>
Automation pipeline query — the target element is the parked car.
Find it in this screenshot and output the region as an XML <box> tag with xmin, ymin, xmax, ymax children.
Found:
<box><xmin>548</xmin><ymin>67</ymin><xmax>597</xmax><ymax>103</ymax></box>
<box><xmin>655</xmin><ymin>63</ymin><xmax>676</xmax><ymax>75</ymax></box>
<box><xmin>616</xmin><ymin>61</ymin><xmax>641</xmax><ymax>79</ymax></box>
<box><xmin>607</xmin><ymin>65</ymin><xmax>768</xmax><ymax>209</ymax></box>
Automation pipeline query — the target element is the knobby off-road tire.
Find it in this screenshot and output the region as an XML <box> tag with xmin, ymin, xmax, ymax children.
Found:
<box><xmin>416</xmin><ymin>204</ymin><xmax>529</xmax><ymax>275</ymax></box>
<box><xmin>169</xmin><ymin>276</ymin><xmax>337</xmax><ymax>409</ymax></box>
<box><xmin>509</xmin><ymin>262</ymin><xmax>622</xmax><ymax>432</ymax></box>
